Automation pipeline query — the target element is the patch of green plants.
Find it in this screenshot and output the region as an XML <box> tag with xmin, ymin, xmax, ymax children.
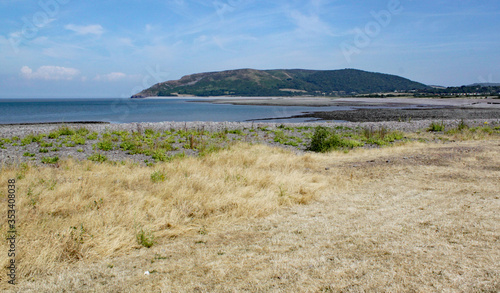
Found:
<box><xmin>87</xmin><ymin>132</ymin><xmax>99</xmax><ymax>140</ymax></box>
<box><xmin>273</xmin><ymin>130</ymin><xmax>287</xmax><ymax>144</ymax></box>
<box><xmin>88</xmin><ymin>153</ymin><xmax>107</xmax><ymax>162</ymax></box>
<box><xmin>165</xmin><ymin>152</ymin><xmax>186</xmax><ymax>162</ymax></box>
<box><xmin>119</xmin><ymin>140</ymin><xmax>137</xmax><ymax>152</ymax></box>
<box><xmin>136</xmin><ymin>228</ymin><xmax>155</xmax><ymax>248</ymax></box>
<box><xmin>21</xmin><ymin>134</ymin><xmax>44</xmax><ymax>146</ymax></box>
<box><xmin>277</xmin><ymin>124</ymin><xmax>294</xmax><ymax>131</ymax></box>
<box><xmin>307</xmin><ymin>126</ymin><xmax>363</xmax><ymax>152</ymax></box>
<box><xmin>76</xmin><ymin>127</ymin><xmax>90</xmax><ymax>136</ymax></box>
<box><xmin>41</xmin><ymin>156</ymin><xmax>59</xmax><ymax>164</ymax></box>
<box><xmin>2</xmin><ymin>138</ymin><xmax>12</xmax><ymax>144</ymax></box>
<box><xmin>150</xmin><ymin>170</ymin><xmax>166</xmax><ymax>183</ymax></box>
<box><xmin>48</xmin><ymin>130</ymin><xmax>60</xmax><ymax>139</ymax></box>
<box><xmin>39</xmin><ymin>148</ymin><xmax>49</xmax><ymax>153</ymax></box>
<box><xmin>428</xmin><ymin>122</ymin><xmax>445</xmax><ymax>132</ymax></box>
<box><xmin>360</xmin><ymin>127</ymin><xmax>404</xmax><ymax>146</ymax></box>
<box><xmin>23</xmin><ymin>152</ymin><xmax>35</xmax><ymax>157</ymax></box>
<box><xmin>50</xmin><ymin>147</ymin><xmax>60</xmax><ymax>152</ymax></box>
<box><xmin>151</xmin><ymin>149</ymin><xmax>167</xmax><ymax>162</ymax></box>
<box><xmin>58</xmin><ymin>126</ymin><xmax>75</xmax><ymax>136</ymax></box>
<box><xmin>96</xmin><ymin>140</ymin><xmax>114</xmax><ymax>151</ymax></box>
<box><xmin>225</xmin><ymin>129</ymin><xmax>245</xmax><ymax>135</ymax></box>
<box><xmin>70</xmin><ymin>135</ymin><xmax>86</xmax><ymax>145</ymax></box>
<box><xmin>39</xmin><ymin>141</ymin><xmax>53</xmax><ymax>148</ymax></box>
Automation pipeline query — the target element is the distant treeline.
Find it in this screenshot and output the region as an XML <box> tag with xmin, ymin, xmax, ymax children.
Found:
<box><xmin>414</xmin><ymin>85</ymin><xmax>500</xmax><ymax>97</ymax></box>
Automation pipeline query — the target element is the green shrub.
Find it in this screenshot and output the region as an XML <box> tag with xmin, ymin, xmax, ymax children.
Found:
<box><xmin>307</xmin><ymin>126</ymin><xmax>362</xmax><ymax>152</ymax></box>
<box><xmin>23</xmin><ymin>152</ymin><xmax>35</xmax><ymax>157</ymax></box>
<box><xmin>71</xmin><ymin>135</ymin><xmax>86</xmax><ymax>145</ymax></box>
<box><xmin>226</xmin><ymin>129</ymin><xmax>244</xmax><ymax>135</ymax></box>
<box><xmin>136</xmin><ymin>228</ymin><xmax>155</xmax><ymax>248</ymax></box>
<box><xmin>39</xmin><ymin>141</ymin><xmax>53</xmax><ymax>148</ymax></box>
<box><xmin>120</xmin><ymin>140</ymin><xmax>136</xmax><ymax>151</ymax></box>
<box><xmin>76</xmin><ymin>127</ymin><xmax>90</xmax><ymax>136</ymax></box>
<box><xmin>457</xmin><ymin>119</ymin><xmax>469</xmax><ymax>131</ymax></box>
<box><xmin>58</xmin><ymin>126</ymin><xmax>75</xmax><ymax>136</ymax></box>
<box><xmin>307</xmin><ymin>127</ymin><xmax>329</xmax><ymax>152</ymax></box>
<box><xmin>144</xmin><ymin>128</ymin><xmax>156</xmax><ymax>137</ymax></box>
<box><xmin>273</xmin><ymin>130</ymin><xmax>287</xmax><ymax>144</ymax></box>
<box><xmin>41</xmin><ymin>156</ymin><xmax>59</xmax><ymax>164</ymax></box>
<box><xmin>88</xmin><ymin>153</ymin><xmax>107</xmax><ymax>162</ymax></box>
<box><xmin>48</xmin><ymin>131</ymin><xmax>60</xmax><ymax>139</ymax></box>
<box><xmin>428</xmin><ymin>122</ymin><xmax>445</xmax><ymax>132</ymax></box>
<box><xmin>97</xmin><ymin>140</ymin><xmax>114</xmax><ymax>151</ymax></box>
<box><xmin>39</xmin><ymin>148</ymin><xmax>49</xmax><ymax>153</ymax></box>
<box><xmin>150</xmin><ymin>171</ymin><xmax>166</xmax><ymax>183</ymax></box>
<box><xmin>151</xmin><ymin>150</ymin><xmax>167</xmax><ymax>162</ymax></box>
<box><xmin>21</xmin><ymin>135</ymin><xmax>39</xmax><ymax>145</ymax></box>
<box><xmin>87</xmin><ymin>132</ymin><xmax>99</xmax><ymax>140</ymax></box>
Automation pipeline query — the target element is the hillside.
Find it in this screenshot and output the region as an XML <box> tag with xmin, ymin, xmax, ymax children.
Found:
<box><xmin>131</xmin><ymin>68</ymin><xmax>429</xmax><ymax>98</ymax></box>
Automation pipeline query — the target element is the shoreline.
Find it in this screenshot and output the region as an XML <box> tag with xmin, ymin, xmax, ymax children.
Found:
<box><xmin>1</xmin><ymin>119</ymin><xmax>499</xmax><ymax>167</ymax></box>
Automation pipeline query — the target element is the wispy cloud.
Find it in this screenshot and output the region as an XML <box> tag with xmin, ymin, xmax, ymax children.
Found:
<box><xmin>288</xmin><ymin>10</ymin><xmax>338</xmax><ymax>37</ymax></box>
<box><xmin>64</xmin><ymin>24</ymin><xmax>104</xmax><ymax>36</ymax></box>
<box><xmin>94</xmin><ymin>72</ymin><xmax>127</xmax><ymax>82</ymax></box>
<box><xmin>20</xmin><ymin>65</ymin><xmax>80</xmax><ymax>80</ymax></box>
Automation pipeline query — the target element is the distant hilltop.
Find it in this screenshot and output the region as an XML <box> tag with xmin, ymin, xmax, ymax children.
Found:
<box><xmin>131</xmin><ymin>68</ymin><xmax>429</xmax><ymax>98</ymax></box>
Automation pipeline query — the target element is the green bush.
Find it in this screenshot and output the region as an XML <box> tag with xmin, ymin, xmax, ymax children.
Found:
<box><xmin>23</xmin><ymin>152</ymin><xmax>35</xmax><ymax>157</ymax></box>
<box><xmin>151</xmin><ymin>150</ymin><xmax>167</xmax><ymax>162</ymax></box>
<box><xmin>136</xmin><ymin>228</ymin><xmax>155</xmax><ymax>248</ymax></box>
<box><xmin>120</xmin><ymin>140</ymin><xmax>136</xmax><ymax>151</ymax></box>
<box><xmin>457</xmin><ymin>119</ymin><xmax>469</xmax><ymax>131</ymax></box>
<box><xmin>41</xmin><ymin>156</ymin><xmax>59</xmax><ymax>164</ymax></box>
<box><xmin>58</xmin><ymin>126</ymin><xmax>75</xmax><ymax>136</ymax></box>
<box><xmin>71</xmin><ymin>135</ymin><xmax>86</xmax><ymax>145</ymax></box>
<box><xmin>48</xmin><ymin>131</ymin><xmax>60</xmax><ymax>139</ymax></box>
<box><xmin>76</xmin><ymin>127</ymin><xmax>90</xmax><ymax>136</ymax></box>
<box><xmin>39</xmin><ymin>148</ymin><xmax>49</xmax><ymax>153</ymax></box>
<box><xmin>150</xmin><ymin>171</ymin><xmax>166</xmax><ymax>183</ymax></box>
<box><xmin>97</xmin><ymin>140</ymin><xmax>114</xmax><ymax>151</ymax></box>
<box><xmin>428</xmin><ymin>122</ymin><xmax>445</xmax><ymax>132</ymax></box>
<box><xmin>88</xmin><ymin>153</ymin><xmax>107</xmax><ymax>162</ymax></box>
<box><xmin>39</xmin><ymin>141</ymin><xmax>53</xmax><ymax>148</ymax></box>
<box><xmin>21</xmin><ymin>134</ymin><xmax>43</xmax><ymax>145</ymax></box>
<box><xmin>307</xmin><ymin>126</ymin><xmax>362</xmax><ymax>152</ymax></box>
<box><xmin>87</xmin><ymin>132</ymin><xmax>99</xmax><ymax>140</ymax></box>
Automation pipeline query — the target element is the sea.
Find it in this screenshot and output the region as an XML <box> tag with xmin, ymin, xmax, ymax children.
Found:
<box><xmin>0</xmin><ymin>98</ymin><xmax>355</xmax><ymax>124</ymax></box>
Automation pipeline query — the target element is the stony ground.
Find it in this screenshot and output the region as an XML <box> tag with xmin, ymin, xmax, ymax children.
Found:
<box><xmin>1</xmin><ymin>119</ymin><xmax>499</xmax><ymax>166</ymax></box>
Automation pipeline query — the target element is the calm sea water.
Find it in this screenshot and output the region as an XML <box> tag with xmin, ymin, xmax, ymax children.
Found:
<box><xmin>0</xmin><ymin>98</ymin><xmax>355</xmax><ymax>124</ymax></box>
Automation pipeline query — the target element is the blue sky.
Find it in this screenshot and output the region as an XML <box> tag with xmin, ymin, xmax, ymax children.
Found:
<box><xmin>1</xmin><ymin>0</ymin><xmax>499</xmax><ymax>98</ymax></box>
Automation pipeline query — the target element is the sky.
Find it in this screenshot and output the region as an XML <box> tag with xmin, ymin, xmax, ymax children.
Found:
<box><xmin>0</xmin><ymin>0</ymin><xmax>499</xmax><ymax>98</ymax></box>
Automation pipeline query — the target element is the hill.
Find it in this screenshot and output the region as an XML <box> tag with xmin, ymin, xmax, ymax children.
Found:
<box><xmin>131</xmin><ymin>68</ymin><xmax>429</xmax><ymax>98</ymax></box>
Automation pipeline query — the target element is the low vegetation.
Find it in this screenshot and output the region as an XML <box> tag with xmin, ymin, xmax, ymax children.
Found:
<box><xmin>0</xmin><ymin>134</ymin><xmax>499</xmax><ymax>291</ymax></box>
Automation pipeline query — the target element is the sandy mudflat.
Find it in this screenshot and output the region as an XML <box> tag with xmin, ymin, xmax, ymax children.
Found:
<box><xmin>295</xmin><ymin>108</ymin><xmax>500</xmax><ymax>122</ymax></box>
<box><xmin>205</xmin><ymin>96</ymin><xmax>500</xmax><ymax>108</ymax></box>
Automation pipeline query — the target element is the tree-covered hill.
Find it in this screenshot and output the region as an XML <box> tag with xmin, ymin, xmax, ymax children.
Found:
<box><xmin>131</xmin><ymin>68</ymin><xmax>429</xmax><ymax>98</ymax></box>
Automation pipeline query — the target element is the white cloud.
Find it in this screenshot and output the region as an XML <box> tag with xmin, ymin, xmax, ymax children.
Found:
<box><xmin>289</xmin><ymin>10</ymin><xmax>336</xmax><ymax>36</ymax></box>
<box><xmin>65</xmin><ymin>24</ymin><xmax>104</xmax><ymax>36</ymax></box>
<box><xmin>94</xmin><ymin>72</ymin><xmax>127</xmax><ymax>81</ymax></box>
<box><xmin>20</xmin><ymin>65</ymin><xmax>80</xmax><ymax>80</ymax></box>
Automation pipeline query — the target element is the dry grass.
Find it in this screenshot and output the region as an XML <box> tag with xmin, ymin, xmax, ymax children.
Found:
<box><xmin>1</xmin><ymin>139</ymin><xmax>499</xmax><ymax>292</ymax></box>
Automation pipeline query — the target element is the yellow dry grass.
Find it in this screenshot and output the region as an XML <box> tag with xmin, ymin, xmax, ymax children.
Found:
<box><xmin>0</xmin><ymin>139</ymin><xmax>499</xmax><ymax>292</ymax></box>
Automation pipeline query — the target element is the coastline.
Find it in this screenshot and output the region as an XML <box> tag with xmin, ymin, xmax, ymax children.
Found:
<box><xmin>1</xmin><ymin>119</ymin><xmax>499</xmax><ymax>166</ymax></box>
